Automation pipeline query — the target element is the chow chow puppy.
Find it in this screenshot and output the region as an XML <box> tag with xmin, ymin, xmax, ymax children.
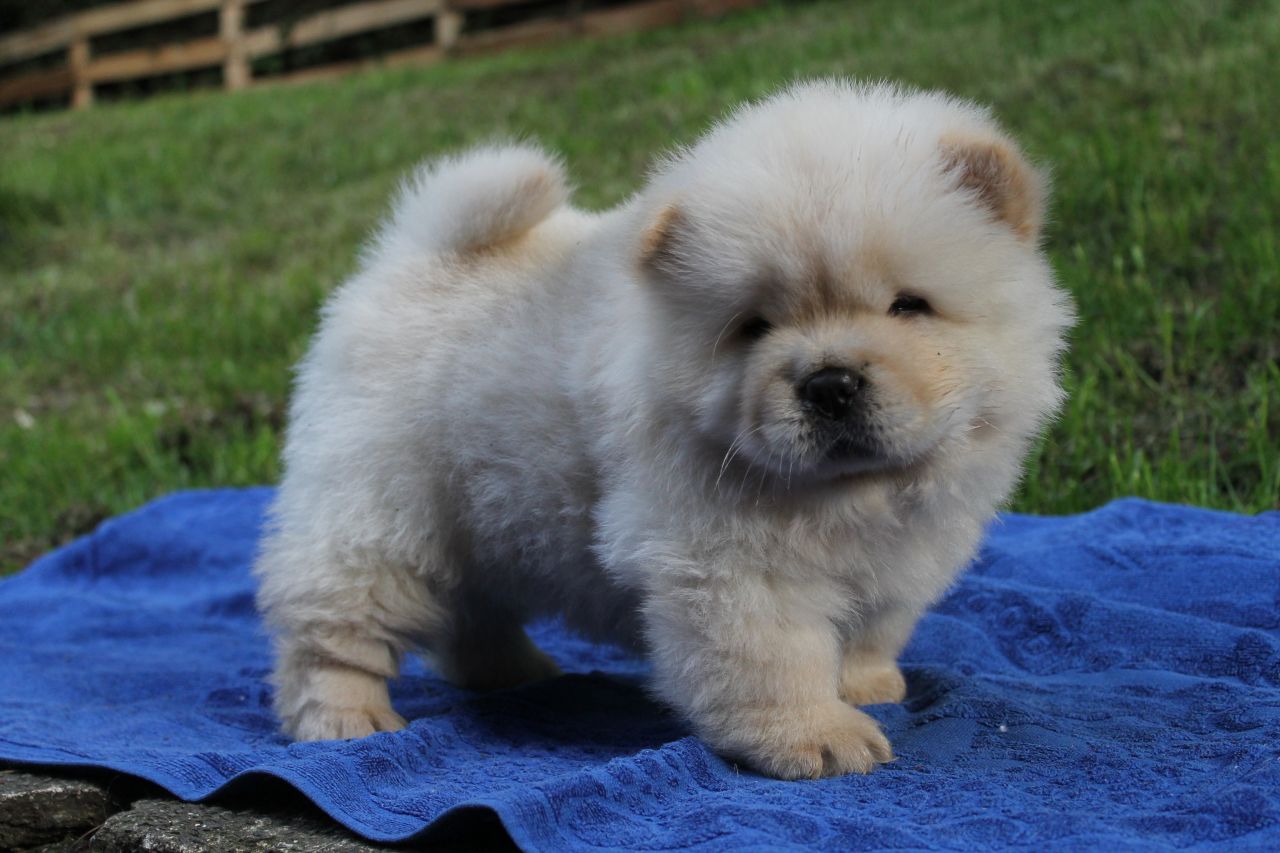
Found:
<box><xmin>255</xmin><ymin>81</ymin><xmax>1073</xmax><ymax>779</ymax></box>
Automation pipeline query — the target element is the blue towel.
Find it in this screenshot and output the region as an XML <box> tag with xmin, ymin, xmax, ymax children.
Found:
<box><xmin>0</xmin><ymin>489</ymin><xmax>1277</xmax><ymax>850</ymax></box>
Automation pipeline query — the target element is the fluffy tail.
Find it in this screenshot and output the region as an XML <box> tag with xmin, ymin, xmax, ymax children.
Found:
<box><xmin>379</xmin><ymin>144</ymin><xmax>569</xmax><ymax>256</ymax></box>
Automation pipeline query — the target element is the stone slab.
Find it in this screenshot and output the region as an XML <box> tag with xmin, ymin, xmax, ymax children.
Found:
<box><xmin>0</xmin><ymin>768</ymin><xmax>518</xmax><ymax>851</ymax></box>
<box><xmin>0</xmin><ymin>769</ymin><xmax>114</xmax><ymax>850</ymax></box>
<box><xmin>90</xmin><ymin>798</ymin><xmax>387</xmax><ymax>852</ymax></box>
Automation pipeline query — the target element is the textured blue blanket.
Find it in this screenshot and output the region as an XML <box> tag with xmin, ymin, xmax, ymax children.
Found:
<box><xmin>0</xmin><ymin>489</ymin><xmax>1277</xmax><ymax>850</ymax></box>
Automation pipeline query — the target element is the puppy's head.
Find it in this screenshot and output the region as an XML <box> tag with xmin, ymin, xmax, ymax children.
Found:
<box><xmin>633</xmin><ymin>82</ymin><xmax>1073</xmax><ymax>490</ymax></box>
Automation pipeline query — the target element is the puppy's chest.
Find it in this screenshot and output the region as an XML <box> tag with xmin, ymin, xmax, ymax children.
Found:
<box><xmin>746</xmin><ymin>505</ymin><xmax>964</xmax><ymax>612</ymax></box>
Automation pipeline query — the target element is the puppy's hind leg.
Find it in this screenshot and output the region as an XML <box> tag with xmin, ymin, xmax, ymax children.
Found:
<box><xmin>839</xmin><ymin>607</ymin><xmax>916</xmax><ymax>707</ymax></box>
<box><xmin>430</xmin><ymin>592</ymin><xmax>560</xmax><ymax>692</ymax></box>
<box><xmin>257</xmin><ymin>536</ymin><xmax>446</xmax><ymax>741</ymax></box>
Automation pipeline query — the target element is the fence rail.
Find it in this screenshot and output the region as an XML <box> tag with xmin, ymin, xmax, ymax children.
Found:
<box><xmin>0</xmin><ymin>0</ymin><xmax>762</xmax><ymax>110</ymax></box>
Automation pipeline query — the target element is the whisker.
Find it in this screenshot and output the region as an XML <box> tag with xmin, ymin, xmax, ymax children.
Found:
<box><xmin>754</xmin><ymin>448</ymin><xmax>775</xmax><ymax>505</ymax></box>
<box><xmin>710</xmin><ymin>311</ymin><xmax>744</xmax><ymax>364</ymax></box>
<box><xmin>715</xmin><ymin>424</ymin><xmax>764</xmax><ymax>495</ymax></box>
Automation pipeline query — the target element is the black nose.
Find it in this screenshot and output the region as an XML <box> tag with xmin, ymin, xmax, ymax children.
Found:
<box><xmin>799</xmin><ymin>367</ymin><xmax>865</xmax><ymax>421</ymax></box>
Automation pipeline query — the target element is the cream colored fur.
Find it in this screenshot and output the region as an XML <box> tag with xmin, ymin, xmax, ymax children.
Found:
<box><xmin>255</xmin><ymin>81</ymin><xmax>1073</xmax><ymax>779</ymax></box>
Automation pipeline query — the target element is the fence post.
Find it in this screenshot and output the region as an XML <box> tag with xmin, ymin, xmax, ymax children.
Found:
<box><xmin>437</xmin><ymin>3</ymin><xmax>463</xmax><ymax>54</ymax></box>
<box><xmin>220</xmin><ymin>0</ymin><xmax>250</xmax><ymax>91</ymax></box>
<box><xmin>69</xmin><ymin>35</ymin><xmax>92</xmax><ymax>109</ymax></box>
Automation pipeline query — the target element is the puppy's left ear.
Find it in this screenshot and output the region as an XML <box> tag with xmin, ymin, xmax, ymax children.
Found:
<box><xmin>940</xmin><ymin>134</ymin><xmax>1046</xmax><ymax>241</ymax></box>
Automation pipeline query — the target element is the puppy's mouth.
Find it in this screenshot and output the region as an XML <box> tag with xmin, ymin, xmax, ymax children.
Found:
<box><xmin>825</xmin><ymin>429</ymin><xmax>882</xmax><ymax>461</ymax></box>
<box><xmin>805</xmin><ymin>418</ymin><xmax>934</xmax><ymax>481</ymax></box>
<box><xmin>812</xmin><ymin>427</ymin><xmax>895</xmax><ymax>477</ymax></box>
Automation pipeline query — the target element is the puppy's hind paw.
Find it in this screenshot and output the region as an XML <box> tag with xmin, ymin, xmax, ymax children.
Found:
<box><xmin>839</xmin><ymin>661</ymin><xmax>907</xmax><ymax>706</ymax></box>
<box><xmin>289</xmin><ymin>703</ymin><xmax>408</xmax><ymax>742</ymax></box>
<box><xmin>482</xmin><ymin>643</ymin><xmax>561</xmax><ymax>690</ymax></box>
<box><xmin>441</xmin><ymin>628</ymin><xmax>562</xmax><ymax>691</ymax></box>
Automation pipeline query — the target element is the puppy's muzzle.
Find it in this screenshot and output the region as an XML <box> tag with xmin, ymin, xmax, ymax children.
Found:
<box><xmin>798</xmin><ymin>367</ymin><xmax>880</xmax><ymax>460</ymax></box>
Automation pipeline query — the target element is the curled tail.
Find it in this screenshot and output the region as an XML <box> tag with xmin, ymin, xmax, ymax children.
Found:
<box><xmin>380</xmin><ymin>144</ymin><xmax>569</xmax><ymax>256</ymax></box>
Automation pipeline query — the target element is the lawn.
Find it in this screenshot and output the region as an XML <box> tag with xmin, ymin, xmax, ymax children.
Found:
<box><xmin>1</xmin><ymin>0</ymin><xmax>1277</xmax><ymax>574</ymax></box>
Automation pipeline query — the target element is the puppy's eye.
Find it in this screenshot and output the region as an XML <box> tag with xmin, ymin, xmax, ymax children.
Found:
<box><xmin>889</xmin><ymin>294</ymin><xmax>932</xmax><ymax>317</ymax></box>
<box><xmin>739</xmin><ymin>316</ymin><xmax>773</xmax><ymax>341</ymax></box>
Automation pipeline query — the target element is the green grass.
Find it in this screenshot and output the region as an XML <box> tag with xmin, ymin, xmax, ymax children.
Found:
<box><xmin>2</xmin><ymin>0</ymin><xmax>1277</xmax><ymax>574</ymax></box>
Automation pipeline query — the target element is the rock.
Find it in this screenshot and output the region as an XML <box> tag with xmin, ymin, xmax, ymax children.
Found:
<box><xmin>0</xmin><ymin>769</ymin><xmax>114</xmax><ymax>850</ymax></box>
<box><xmin>0</xmin><ymin>769</ymin><xmax>517</xmax><ymax>851</ymax></box>
<box><xmin>89</xmin><ymin>798</ymin><xmax>390</xmax><ymax>852</ymax></box>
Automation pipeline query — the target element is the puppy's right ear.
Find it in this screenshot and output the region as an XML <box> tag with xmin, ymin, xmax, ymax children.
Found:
<box><xmin>940</xmin><ymin>133</ymin><xmax>1046</xmax><ymax>241</ymax></box>
<box><xmin>637</xmin><ymin>204</ymin><xmax>688</xmax><ymax>280</ymax></box>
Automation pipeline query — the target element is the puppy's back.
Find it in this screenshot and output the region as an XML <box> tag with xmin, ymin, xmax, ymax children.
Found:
<box><xmin>261</xmin><ymin>142</ymin><xmax>594</xmax><ymax>583</ymax></box>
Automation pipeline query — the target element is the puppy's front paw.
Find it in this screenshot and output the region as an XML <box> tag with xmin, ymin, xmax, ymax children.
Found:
<box><xmin>840</xmin><ymin>660</ymin><xmax>907</xmax><ymax>706</ymax></box>
<box><xmin>725</xmin><ymin>702</ymin><xmax>894</xmax><ymax>780</ymax></box>
<box><xmin>290</xmin><ymin>703</ymin><xmax>408</xmax><ymax>742</ymax></box>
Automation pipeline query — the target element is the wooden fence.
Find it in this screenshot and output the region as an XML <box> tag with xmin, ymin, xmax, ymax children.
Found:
<box><xmin>0</xmin><ymin>0</ymin><xmax>763</xmax><ymax>110</ymax></box>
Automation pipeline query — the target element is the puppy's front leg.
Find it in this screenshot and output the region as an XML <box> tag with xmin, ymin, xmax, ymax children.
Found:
<box><xmin>645</xmin><ymin>575</ymin><xmax>893</xmax><ymax>779</ymax></box>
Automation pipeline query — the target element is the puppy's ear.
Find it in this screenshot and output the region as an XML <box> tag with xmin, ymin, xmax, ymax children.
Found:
<box><xmin>637</xmin><ymin>204</ymin><xmax>688</xmax><ymax>279</ymax></box>
<box><xmin>940</xmin><ymin>134</ymin><xmax>1045</xmax><ymax>241</ymax></box>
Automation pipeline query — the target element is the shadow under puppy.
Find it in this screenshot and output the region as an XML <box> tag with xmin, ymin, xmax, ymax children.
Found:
<box><xmin>255</xmin><ymin>80</ymin><xmax>1073</xmax><ymax>779</ymax></box>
